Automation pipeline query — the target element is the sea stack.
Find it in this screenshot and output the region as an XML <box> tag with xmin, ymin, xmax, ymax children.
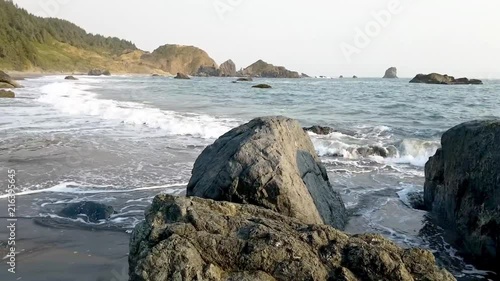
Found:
<box><xmin>383</xmin><ymin>67</ymin><xmax>398</xmax><ymax>78</ymax></box>
<box><xmin>219</xmin><ymin>59</ymin><xmax>237</xmax><ymax>77</ymax></box>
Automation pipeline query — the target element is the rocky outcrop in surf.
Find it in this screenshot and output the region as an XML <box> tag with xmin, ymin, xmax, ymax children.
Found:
<box><xmin>252</xmin><ymin>83</ymin><xmax>272</xmax><ymax>89</ymax></box>
<box><xmin>58</xmin><ymin>201</ymin><xmax>115</xmax><ymax>223</ymax></box>
<box><xmin>64</xmin><ymin>75</ymin><xmax>78</xmax><ymax>80</ymax></box>
<box><xmin>187</xmin><ymin>116</ymin><xmax>347</xmax><ymax>228</ymax></box>
<box><xmin>174</xmin><ymin>72</ymin><xmax>190</xmax><ymax>79</ymax></box>
<box><xmin>383</xmin><ymin>67</ymin><xmax>398</xmax><ymax>78</ymax></box>
<box><xmin>0</xmin><ymin>70</ymin><xmax>22</xmax><ymax>88</ymax></box>
<box><xmin>410</xmin><ymin>73</ymin><xmax>482</xmax><ymax>85</ymax></box>
<box><xmin>129</xmin><ymin>195</ymin><xmax>455</xmax><ymax>281</ymax></box>
<box><xmin>219</xmin><ymin>59</ymin><xmax>237</xmax><ymax>77</ymax></box>
<box><xmin>0</xmin><ymin>89</ymin><xmax>15</xmax><ymax>98</ymax></box>
<box><xmin>304</xmin><ymin>125</ymin><xmax>335</xmax><ymax>135</ymax></box>
<box><xmin>239</xmin><ymin>59</ymin><xmax>300</xmax><ymax>78</ymax></box>
<box><xmin>88</xmin><ymin>69</ymin><xmax>111</xmax><ymax>76</ymax></box>
<box><xmin>424</xmin><ymin>120</ymin><xmax>500</xmax><ymax>269</ymax></box>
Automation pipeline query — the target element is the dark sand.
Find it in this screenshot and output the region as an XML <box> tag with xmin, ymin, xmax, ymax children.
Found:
<box><xmin>0</xmin><ymin>201</ymin><xmax>130</xmax><ymax>281</ymax></box>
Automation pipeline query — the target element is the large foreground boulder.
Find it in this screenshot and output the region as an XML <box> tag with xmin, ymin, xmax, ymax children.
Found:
<box><xmin>410</xmin><ymin>73</ymin><xmax>483</xmax><ymax>85</ymax></box>
<box><xmin>187</xmin><ymin>116</ymin><xmax>347</xmax><ymax>229</ymax></box>
<box><xmin>424</xmin><ymin>120</ymin><xmax>500</xmax><ymax>269</ymax></box>
<box><xmin>129</xmin><ymin>195</ymin><xmax>455</xmax><ymax>281</ymax></box>
<box><xmin>383</xmin><ymin>67</ymin><xmax>398</xmax><ymax>78</ymax></box>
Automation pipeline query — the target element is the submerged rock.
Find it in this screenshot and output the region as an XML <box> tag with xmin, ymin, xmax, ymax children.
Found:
<box><xmin>187</xmin><ymin>116</ymin><xmax>347</xmax><ymax>229</ymax></box>
<box><xmin>64</xmin><ymin>75</ymin><xmax>78</xmax><ymax>80</ymax></box>
<box><xmin>424</xmin><ymin>120</ymin><xmax>500</xmax><ymax>269</ymax></box>
<box><xmin>0</xmin><ymin>89</ymin><xmax>15</xmax><ymax>98</ymax></box>
<box><xmin>353</xmin><ymin>75</ymin><xmax>358</xmax><ymax>78</ymax></box>
<box><xmin>304</xmin><ymin>125</ymin><xmax>335</xmax><ymax>135</ymax></box>
<box><xmin>252</xmin><ymin>83</ymin><xmax>272</xmax><ymax>89</ymax></box>
<box><xmin>58</xmin><ymin>201</ymin><xmax>115</xmax><ymax>223</ymax></box>
<box><xmin>410</xmin><ymin>73</ymin><xmax>483</xmax><ymax>85</ymax></box>
<box><xmin>383</xmin><ymin>67</ymin><xmax>398</xmax><ymax>78</ymax></box>
<box><xmin>236</xmin><ymin>77</ymin><xmax>253</xmax><ymax>82</ymax></box>
<box><xmin>174</xmin><ymin>72</ymin><xmax>190</xmax><ymax>79</ymax></box>
<box><xmin>129</xmin><ymin>195</ymin><xmax>455</xmax><ymax>281</ymax></box>
<box><xmin>405</xmin><ymin>191</ymin><xmax>426</xmax><ymax>210</ymax></box>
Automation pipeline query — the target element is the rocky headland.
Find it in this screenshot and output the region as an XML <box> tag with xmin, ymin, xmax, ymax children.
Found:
<box><xmin>238</xmin><ymin>60</ymin><xmax>301</xmax><ymax>78</ymax></box>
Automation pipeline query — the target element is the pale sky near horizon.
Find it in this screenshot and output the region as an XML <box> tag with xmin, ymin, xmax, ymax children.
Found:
<box><xmin>12</xmin><ymin>0</ymin><xmax>500</xmax><ymax>78</ymax></box>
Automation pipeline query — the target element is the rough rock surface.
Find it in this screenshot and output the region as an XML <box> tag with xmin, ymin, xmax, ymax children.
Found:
<box><xmin>219</xmin><ymin>59</ymin><xmax>237</xmax><ymax>77</ymax></box>
<box><xmin>383</xmin><ymin>67</ymin><xmax>398</xmax><ymax>78</ymax></box>
<box><xmin>58</xmin><ymin>201</ymin><xmax>115</xmax><ymax>223</ymax></box>
<box><xmin>187</xmin><ymin>116</ymin><xmax>347</xmax><ymax>229</ymax></box>
<box><xmin>410</xmin><ymin>73</ymin><xmax>482</xmax><ymax>85</ymax></box>
<box><xmin>64</xmin><ymin>75</ymin><xmax>78</xmax><ymax>80</ymax></box>
<box><xmin>174</xmin><ymin>72</ymin><xmax>191</xmax><ymax>79</ymax></box>
<box><xmin>0</xmin><ymin>89</ymin><xmax>15</xmax><ymax>98</ymax></box>
<box><xmin>252</xmin><ymin>84</ymin><xmax>272</xmax><ymax>89</ymax></box>
<box><xmin>196</xmin><ymin>65</ymin><xmax>219</xmax><ymax>77</ymax></box>
<box><xmin>424</xmin><ymin>120</ymin><xmax>500</xmax><ymax>269</ymax></box>
<box><xmin>304</xmin><ymin>125</ymin><xmax>335</xmax><ymax>135</ymax></box>
<box><xmin>129</xmin><ymin>195</ymin><xmax>456</xmax><ymax>281</ymax></box>
<box><xmin>239</xmin><ymin>60</ymin><xmax>300</xmax><ymax>78</ymax></box>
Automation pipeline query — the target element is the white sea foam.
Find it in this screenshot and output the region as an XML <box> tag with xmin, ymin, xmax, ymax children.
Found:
<box><xmin>385</xmin><ymin>139</ymin><xmax>440</xmax><ymax>167</ymax></box>
<box><xmin>0</xmin><ymin>182</ymin><xmax>187</xmax><ymax>199</ymax></box>
<box><xmin>36</xmin><ymin>82</ymin><xmax>238</xmax><ymax>139</ymax></box>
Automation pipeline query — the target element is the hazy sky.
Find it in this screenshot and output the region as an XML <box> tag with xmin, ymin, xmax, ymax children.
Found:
<box><xmin>13</xmin><ymin>0</ymin><xmax>500</xmax><ymax>78</ymax></box>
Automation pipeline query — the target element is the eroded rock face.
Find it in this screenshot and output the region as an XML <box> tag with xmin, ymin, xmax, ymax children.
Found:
<box><xmin>219</xmin><ymin>59</ymin><xmax>236</xmax><ymax>77</ymax></box>
<box><xmin>383</xmin><ymin>67</ymin><xmax>398</xmax><ymax>78</ymax></box>
<box><xmin>424</xmin><ymin>120</ymin><xmax>500</xmax><ymax>269</ymax></box>
<box><xmin>410</xmin><ymin>73</ymin><xmax>483</xmax><ymax>85</ymax></box>
<box><xmin>187</xmin><ymin>116</ymin><xmax>347</xmax><ymax>229</ymax></box>
<box><xmin>129</xmin><ymin>195</ymin><xmax>456</xmax><ymax>281</ymax></box>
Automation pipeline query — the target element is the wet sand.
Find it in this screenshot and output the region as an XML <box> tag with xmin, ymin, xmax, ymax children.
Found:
<box><xmin>0</xmin><ymin>200</ymin><xmax>130</xmax><ymax>281</ymax></box>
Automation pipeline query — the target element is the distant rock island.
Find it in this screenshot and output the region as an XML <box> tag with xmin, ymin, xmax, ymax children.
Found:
<box><xmin>410</xmin><ymin>73</ymin><xmax>483</xmax><ymax>85</ymax></box>
<box><xmin>383</xmin><ymin>67</ymin><xmax>398</xmax><ymax>78</ymax></box>
<box><xmin>237</xmin><ymin>59</ymin><xmax>301</xmax><ymax>78</ymax></box>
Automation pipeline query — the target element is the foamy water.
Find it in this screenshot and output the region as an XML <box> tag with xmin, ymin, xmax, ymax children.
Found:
<box><xmin>1</xmin><ymin>75</ymin><xmax>499</xmax><ymax>280</ymax></box>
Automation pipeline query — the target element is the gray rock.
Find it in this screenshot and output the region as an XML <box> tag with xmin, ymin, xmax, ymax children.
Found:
<box><xmin>410</xmin><ymin>73</ymin><xmax>483</xmax><ymax>85</ymax></box>
<box><xmin>174</xmin><ymin>72</ymin><xmax>191</xmax><ymax>79</ymax></box>
<box><xmin>424</xmin><ymin>120</ymin><xmax>500</xmax><ymax>269</ymax></box>
<box><xmin>219</xmin><ymin>59</ymin><xmax>237</xmax><ymax>77</ymax></box>
<box><xmin>236</xmin><ymin>77</ymin><xmax>253</xmax><ymax>82</ymax></box>
<box><xmin>0</xmin><ymin>70</ymin><xmax>22</xmax><ymax>88</ymax></box>
<box><xmin>252</xmin><ymin>84</ymin><xmax>272</xmax><ymax>89</ymax></box>
<box><xmin>58</xmin><ymin>201</ymin><xmax>115</xmax><ymax>223</ymax></box>
<box><xmin>129</xmin><ymin>195</ymin><xmax>456</xmax><ymax>281</ymax></box>
<box><xmin>383</xmin><ymin>67</ymin><xmax>398</xmax><ymax>78</ymax></box>
<box><xmin>64</xmin><ymin>75</ymin><xmax>78</xmax><ymax>80</ymax></box>
<box><xmin>304</xmin><ymin>125</ymin><xmax>335</xmax><ymax>135</ymax></box>
<box><xmin>187</xmin><ymin>116</ymin><xmax>347</xmax><ymax>229</ymax></box>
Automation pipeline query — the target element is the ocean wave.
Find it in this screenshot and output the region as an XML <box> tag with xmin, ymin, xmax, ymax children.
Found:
<box><xmin>311</xmin><ymin>129</ymin><xmax>440</xmax><ymax>167</ymax></box>
<box><xmin>36</xmin><ymin>82</ymin><xmax>238</xmax><ymax>139</ymax></box>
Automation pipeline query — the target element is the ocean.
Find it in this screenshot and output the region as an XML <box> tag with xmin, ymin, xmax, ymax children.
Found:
<box><xmin>1</xmin><ymin>75</ymin><xmax>499</xmax><ymax>280</ymax></box>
